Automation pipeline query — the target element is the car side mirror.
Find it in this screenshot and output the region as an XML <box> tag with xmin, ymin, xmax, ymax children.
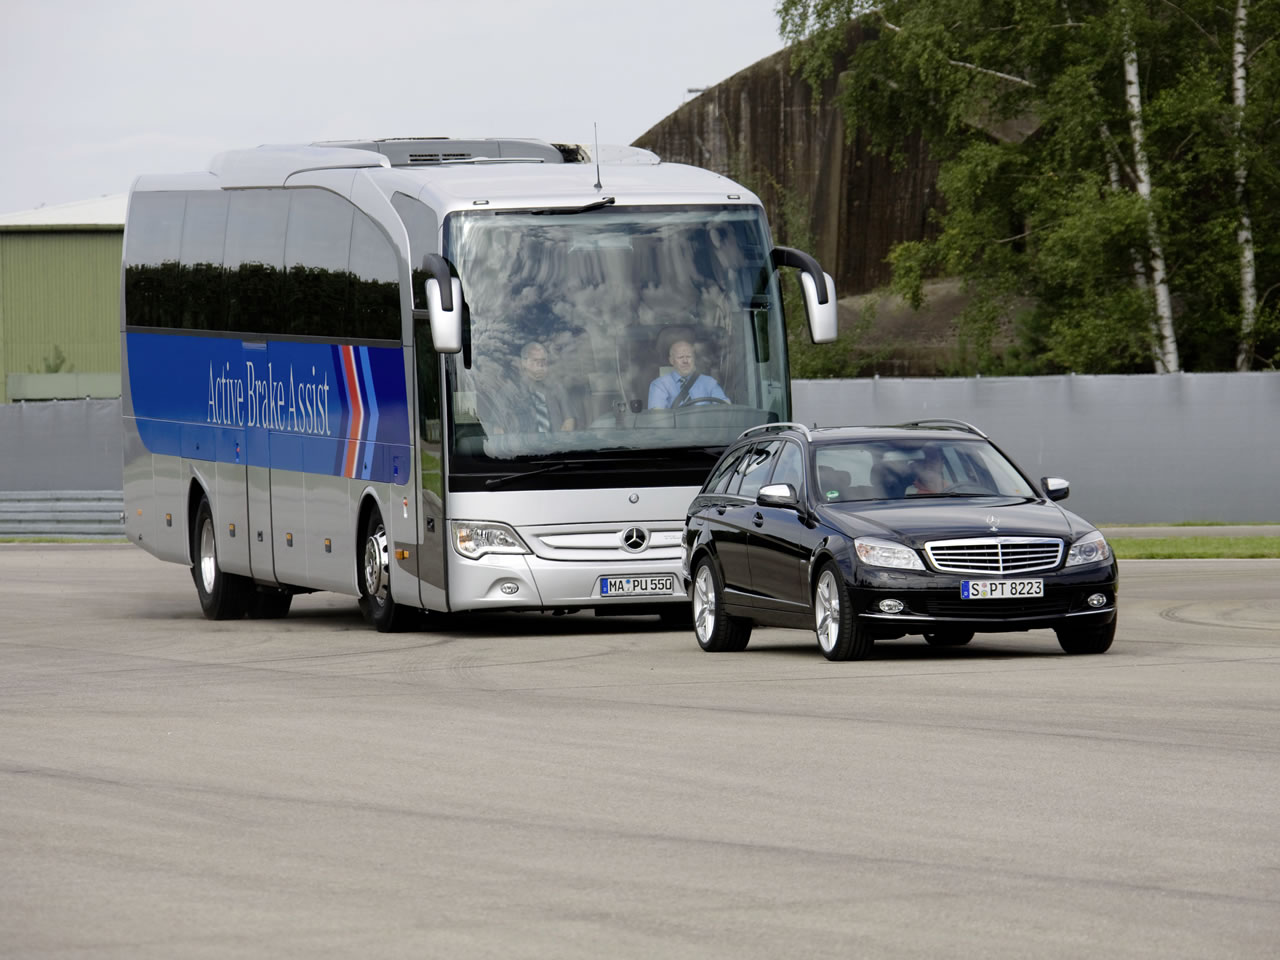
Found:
<box><xmin>757</xmin><ymin>483</ymin><xmax>799</xmax><ymax>509</ymax></box>
<box><xmin>1041</xmin><ymin>477</ymin><xmax>1070</xmax><ymax>502</ymax></box>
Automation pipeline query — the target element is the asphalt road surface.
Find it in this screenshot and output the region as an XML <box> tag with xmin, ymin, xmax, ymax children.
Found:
<box><xmin>3</xmin><ymin>546</ymin><xmax>1278</xmax><ymax>959</ymax></box>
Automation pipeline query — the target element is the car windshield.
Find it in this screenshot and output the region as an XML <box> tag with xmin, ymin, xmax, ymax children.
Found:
<box><xmin>813</xmin><ymin>438</ymin><xmax>1038</xmax><ymax>501</ymax></box>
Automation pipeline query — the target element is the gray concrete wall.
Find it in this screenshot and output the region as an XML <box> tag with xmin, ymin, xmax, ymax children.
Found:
<box><xmin>0</xmin><ymin>399</ymin><xmax>123</xmax><ymax>491</ymax></box>
<box><xmin>794</xmin><ymin>373</ymin><xmax>1280</xmax><ymax>524</ymax></box>
<box><xmin>3</xmin><ymin>374</ymin><xmax>1277</xmax><ymax>524</ymax></box>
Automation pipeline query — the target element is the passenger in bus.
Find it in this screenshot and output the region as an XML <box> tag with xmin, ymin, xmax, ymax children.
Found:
<box><xmin>647</xmin><ymin>339</ymin><xmax>729</xmax><ymax>409</ymax></box>
<box><xmin>485</xmin><ymin>340</ymin><xmax>576</xmax><ymax>434</ymax></box>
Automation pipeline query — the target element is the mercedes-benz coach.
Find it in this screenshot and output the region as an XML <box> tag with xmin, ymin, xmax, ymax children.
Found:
<box><xmin>121</xmin><ymin>137</ymin><xmax>837</xmax><ymax>630</ymax></box>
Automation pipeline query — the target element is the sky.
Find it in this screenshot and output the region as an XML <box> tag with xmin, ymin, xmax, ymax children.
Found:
<box><xmin>0</xmin><ymin>0</ymin><xmax>789</xmax><ymax>215</ymax></box>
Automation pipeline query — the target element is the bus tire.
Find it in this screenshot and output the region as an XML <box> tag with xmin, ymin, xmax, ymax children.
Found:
<box><xmin>247</xmin><ymin>587</ymin><xmax>293</xmax><ymax>619</ymax></box>
<box><xmin>191</xmin><ymin>495</ymin><xmax>250</xmax><ymax>620</ymax></box>
<box><xmin>358</xmin><ymin>507</ymin><xmax>408</xmax><ymax>633</ymax></box>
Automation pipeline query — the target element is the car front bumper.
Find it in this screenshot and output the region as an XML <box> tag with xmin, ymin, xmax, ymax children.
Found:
<box><xmin>849</xmin><ymin>562</ymin><xmax>1118</xmax><ymax>634</ymax></box>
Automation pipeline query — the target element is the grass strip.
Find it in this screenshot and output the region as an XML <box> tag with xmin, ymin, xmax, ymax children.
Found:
<box><xmin>1111</xmin><ymin>536</ymin><xmax>1280</xmax><ymax>559</ymax></box>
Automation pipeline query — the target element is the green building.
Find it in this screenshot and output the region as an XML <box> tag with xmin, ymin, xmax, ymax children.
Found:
<box><xmin>0</xmin><ymin>196</ymin><xmax>125</xmax><ymax>404</ymax></box>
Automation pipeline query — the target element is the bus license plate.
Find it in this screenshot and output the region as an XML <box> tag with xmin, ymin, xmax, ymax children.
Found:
<box><xmin>961</xmin><ymin>579</ymin><xmax>1044</xmax><ymax>599</ymax></box>
<box><xmin>601</xmin><ymin>575</ymin><xmax>674</xmax><ymax>597</ymax></box>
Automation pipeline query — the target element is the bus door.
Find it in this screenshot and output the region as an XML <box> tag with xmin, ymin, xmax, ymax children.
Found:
<box><xmin>414</xmin><ymin>325</ymin><xmax>447</xmax><ymax>611</ymax></box>
<box><xmin>243</xmin><ymin>340</ymin><xmax>276</xmax><ymax>583</ymax></box>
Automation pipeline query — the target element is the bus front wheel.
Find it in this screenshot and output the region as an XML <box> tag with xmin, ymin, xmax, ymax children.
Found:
<box><xmin>191</xmin><ymin>495</ymin><xmax>250</xmax><ymax>620</ymax></box>
<box><xmin>358</xmin><ymin>507</ymin><xmax>408</xmax><ymax>632</ymax></box>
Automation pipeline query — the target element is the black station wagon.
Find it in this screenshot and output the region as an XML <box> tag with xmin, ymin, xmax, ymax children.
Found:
<box><xmin>681</xmin><ymin>420</ymin><xmax>1118</xmax><ymax>661</ymax></box>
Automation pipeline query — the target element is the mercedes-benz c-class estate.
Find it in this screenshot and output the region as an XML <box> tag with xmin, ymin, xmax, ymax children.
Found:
<box><xmin>681</xmin><ymin>420</ymin><xmax>1118</xmax><ymax>660</ymax></box>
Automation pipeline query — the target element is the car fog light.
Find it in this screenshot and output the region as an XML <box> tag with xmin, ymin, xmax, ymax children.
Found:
<box><xmin>879</xmin><ymin>599</ymin><xmax>905</xmax><ymax>614</ymax></box>
<box><xmin>1087</xmin><ymin>593</ymin><xmax>1107</xmax><ymax>608</ymax></box>
<box><xmin>500</xmin><ymin>582</ymin><xmax>519</xmax><ymax>595</ymax></box>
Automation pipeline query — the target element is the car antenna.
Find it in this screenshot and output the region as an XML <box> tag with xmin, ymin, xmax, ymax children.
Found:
<box><xmin>593</xmin><ymin>122</ymin><xmax>603</xmax><ymax>190</ymax></box>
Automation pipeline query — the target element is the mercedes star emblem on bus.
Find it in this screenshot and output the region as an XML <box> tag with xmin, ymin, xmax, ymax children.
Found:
<box><xmin>621</xmin><ymin>527</ymin><xmax>648</xmax><ymax>552</ymax></box>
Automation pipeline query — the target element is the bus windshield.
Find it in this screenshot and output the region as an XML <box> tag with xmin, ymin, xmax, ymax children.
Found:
<box><xmin>442</xmin><ymin>205</ymin><xmax>789</xmax><ymax>474</ymax></box>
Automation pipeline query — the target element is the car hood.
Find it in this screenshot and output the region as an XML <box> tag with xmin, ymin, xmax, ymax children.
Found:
<box><xmin>819</xmin><ymin>497</ymin><xmax>1094</xmax><ymax>547</ymax></box>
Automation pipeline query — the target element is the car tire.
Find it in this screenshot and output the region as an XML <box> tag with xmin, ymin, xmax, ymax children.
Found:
<box><xmin>813</xmin><ymin>560</ymin><xmax>872</xmax><ymax>661</ymax></box>
<box><xmin>692</xmin><ymin>557</ymin><xmax>751</xmax><ymax>652</ymax></box>
<box><xmin>924</xmin><ymin>630</ymin><xmax>974</xmax><ymax>646</ymax></box>
<box><xmin>190</xmin><ymin>495</ymin><xmax>250</xmax><ymax>620</ymax></box>
<box><xmin>1055</xmin><ymin>618</ymin><xmax>1116</xmax><ymax>654</ymax></box>
<box><xmin>358</xmin><ymin>507</ymin><xmax>409</xmax><ymax>633</ymax></box>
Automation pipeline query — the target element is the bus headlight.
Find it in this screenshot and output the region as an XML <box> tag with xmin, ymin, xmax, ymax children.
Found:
<box><xmin>451</xmin><ymin>521</ymin><xmax>530</xmax><ymax>559</ymax></box>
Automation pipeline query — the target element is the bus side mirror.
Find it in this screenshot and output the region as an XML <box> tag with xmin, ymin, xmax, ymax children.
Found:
<box><xmin>422</xmin><ymin>253</ymin><xmax>463</xmax><ymax>354</ymax></box>
<box><xmin>772</xmin><ymin>246</ymin><xmax>838</xmax><ymax>344</ymax></box>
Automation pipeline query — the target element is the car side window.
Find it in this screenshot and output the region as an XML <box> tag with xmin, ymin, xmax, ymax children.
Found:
<box><xmin>706</xmin><ymin>448</ymin><xmax>749</xmax><ymax>494</ymax></box>
<box><xmin>769</xmin><ymin>441</ymin><xmax>805</xmax><ymax>495</ymax></box>
<box><xmin>736</xmin><ymin>441</ymin><xmax>781</xmax><ymax>499</ymax></box>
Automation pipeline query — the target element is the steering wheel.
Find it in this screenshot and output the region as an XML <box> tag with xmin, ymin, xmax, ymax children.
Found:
<box><xmin>681</xmin><ymin>396</ymin><xmax>730</xmax><ymax>406</ymax></box>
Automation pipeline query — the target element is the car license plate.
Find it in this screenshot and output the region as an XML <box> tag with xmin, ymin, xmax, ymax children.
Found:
<box><xmin>600</xmin><ymin>575</ymin><xmax>675</xmax><ymax>596</ymax></box>
<box><xmin>961</xmin><ymin>579</ymin><xmax>1044</xmax><ymax>599</ymax></box>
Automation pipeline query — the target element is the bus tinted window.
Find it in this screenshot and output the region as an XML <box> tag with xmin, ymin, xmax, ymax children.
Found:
<box><xmin>391</xmin><ymin>192</ymin><xmax>439</xmax><ymax>311</ymax></box>
<box><xmin>349</xmin><ymin>211</ymin><xmax>401</xmax><ymax>341</ymax></box>
<box><xmin>124</xmin><ymin>192</ymin><xmax>185</xmax><ymax>328</ymax></box>
<box><xmin>179</xmin><ymin>191</ymin><xmax>228</xmax><ymax>330</ymax></box>
<box><xmin>284</xmin><ymin>188</ymin><xmax>353</xmax><ymax>338</ymax></box>
<box><xmin>224</xmin><ymin>190</ymin><xmax>289</xmax><ymax>334</ymax></box>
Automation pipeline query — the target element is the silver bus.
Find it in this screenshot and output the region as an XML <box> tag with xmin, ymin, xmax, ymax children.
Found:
<box><xmin>121</xmin><ymin>137</ymin><xmax>837</xmax><ymax>631</ymax></box>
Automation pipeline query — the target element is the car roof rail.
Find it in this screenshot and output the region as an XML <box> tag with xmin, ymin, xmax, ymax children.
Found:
<box><xmin>738</xmin><ymin>421</ymin><xmax>813</xmax><ymax>442</ymax></box>
<box><xmin>896</xmin><ymin>418</ymin><xmax>988</xmax><ymax>438</ymax></box>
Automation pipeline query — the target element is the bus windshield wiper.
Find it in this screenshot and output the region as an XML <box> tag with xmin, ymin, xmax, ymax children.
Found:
<box><xmin>527</xmin><ymin>196</ymin><xmax>616</xmax><ymax>216</ymax></box>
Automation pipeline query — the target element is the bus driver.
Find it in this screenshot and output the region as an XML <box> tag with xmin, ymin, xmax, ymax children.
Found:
<box><xmin>647</xmin><ymin>339</ymin><xmax>729</xmax><ymax>409</ymax></box>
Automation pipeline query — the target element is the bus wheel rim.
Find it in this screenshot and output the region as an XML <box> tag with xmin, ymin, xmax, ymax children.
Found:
<box><xmin>200</xmin><ymin>517</ymin><xmax>218</xmax><ymax>594</ymax></box>
<box><xmin>364</xmin><ymin>524</ymin><xmax>389</xmax><ymax>600</ymax></box>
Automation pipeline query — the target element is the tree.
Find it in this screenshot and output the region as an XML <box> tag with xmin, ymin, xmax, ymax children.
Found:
<box><xmin>777</xmin><ymin>0</ymin><xmax>1280</xmax><ymax>373</ymax></box>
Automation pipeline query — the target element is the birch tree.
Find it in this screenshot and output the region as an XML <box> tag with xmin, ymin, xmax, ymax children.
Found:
<box><xmin>777</xmin><ymin>0</ymin><xmax>1280</xmax><ymax>373</ymax></box>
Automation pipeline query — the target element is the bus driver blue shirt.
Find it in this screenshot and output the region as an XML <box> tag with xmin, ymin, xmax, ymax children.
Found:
<box><xmin>647</xmin><ymin>370</ymin><xmax>730</xmax><ymax>409</ymax></box>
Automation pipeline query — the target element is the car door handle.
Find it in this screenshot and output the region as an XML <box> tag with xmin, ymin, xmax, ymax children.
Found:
<box><xmin>753</xmin><ymin>512</ymin><xmax>764</xmax><ymax>527</ymax></box>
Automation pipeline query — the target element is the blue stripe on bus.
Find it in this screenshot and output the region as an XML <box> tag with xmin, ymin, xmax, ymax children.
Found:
<box><xmin>126</xmin><ymin>332</ymin><xmax>409</xmax><ymax>484</ymax></box>
<box><xmin>358</xmin><ymin>346</ymin><xmax>380</xmax><ymax>480</ymax></box>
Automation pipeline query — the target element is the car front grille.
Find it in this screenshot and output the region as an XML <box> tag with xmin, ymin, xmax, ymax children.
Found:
<box><xmin>925</xmin><ymin>537</ymin><xmax>1064</xmax><ymax>575</ymax></box>
<box><xmin>924</xmin><ymin>597</ymin><xmax>1072</xmax><ymax>618</ymax></box>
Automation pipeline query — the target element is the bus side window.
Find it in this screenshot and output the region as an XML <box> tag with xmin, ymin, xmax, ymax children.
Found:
<box><xmin>284</xmin><ymin>188</ymin><xmax>353</xmax><ymax>338</ymax></box>
<box><xmin>224</xmin><ymin>190</ymin><xmax>289</xmax><ymax>335</ymax></box>
<box><xmin>178</xmin><ymin>191</ymin><xmax>228</xmax><ymax>331</ymax></box>
<box><xmin>349</xmin><ymin>212</ymin><xmax>401</xmax><ymax>342</ymax></box>
<box><xmin>124</xmin><ymin>191</ymin><xmax>186</xmax><ymax>329</ymax></box>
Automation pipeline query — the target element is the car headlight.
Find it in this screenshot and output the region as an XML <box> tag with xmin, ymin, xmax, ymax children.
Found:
<box><xmin>451</xmin><ymin>520</ymin><xmax>530</xmax><ymax>559</ymax></box>
<box><xmin>854</xmin><ymin>536</ymin><xmax>925</xmax><ymax>571</ymax></box>
<box><xmin>1065</xmin><ymin>530</ymin><xmax>1111</xmax><ymax>567</ymax></box>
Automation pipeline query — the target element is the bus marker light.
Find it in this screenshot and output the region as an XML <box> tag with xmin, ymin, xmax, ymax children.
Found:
<box><xmin>228</xmin><ymin>523</ymin><xmax>236</xmax><ymax>538</ymax></box>
<box><xmin>324</xmin><ymin>538</ymin><xmax>332</xmax><ymax>553</ymax></box>
<box><xmin>165</xmin><ymin>513</ymin><xmax>172</xmax><ymax>527</ymax></box>
<box><xmin>286</xmin><ymin>533</ymin><xmax>293</xmax><ymax>547</ymax></box>
<box><xmin>396</xmin><ymin>549</ymin><xmax>410</xmax><ymax>560</ymax></box>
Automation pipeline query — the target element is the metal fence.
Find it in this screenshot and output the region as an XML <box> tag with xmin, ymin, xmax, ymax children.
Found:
<box><xmin>0</xmin><ymin>490</ymin><xmax>123</xmax><ymax>539</ymax></box>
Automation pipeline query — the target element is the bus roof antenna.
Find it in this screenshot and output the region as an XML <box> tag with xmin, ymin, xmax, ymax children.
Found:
<box><xmin>593</xmin><ymin>122</ymin><xmax>602</xmax><ymax>190</ymax></box>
